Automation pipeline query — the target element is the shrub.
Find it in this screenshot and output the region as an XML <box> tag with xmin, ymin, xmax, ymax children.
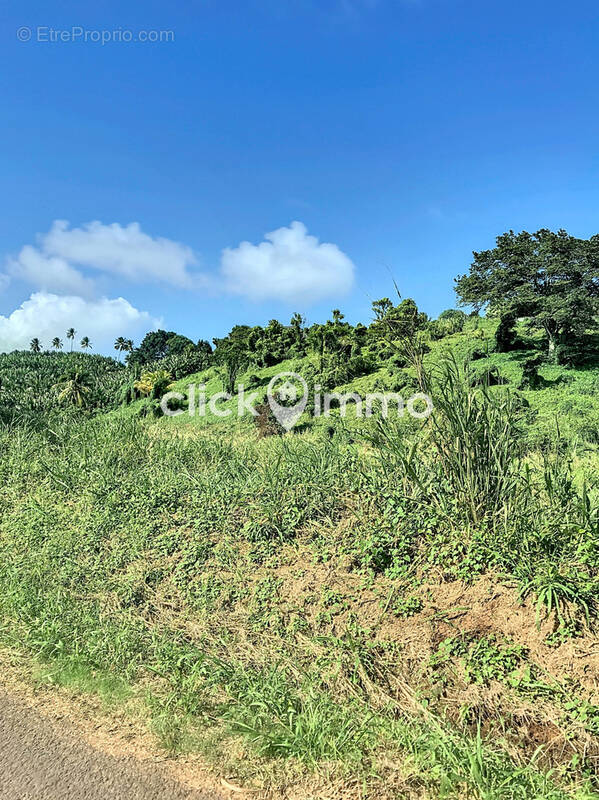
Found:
<box><xmin>495</xmin><ymin>313</ymin><xmax>518</xmax><ymax>352</ymax></box>
<box><xmin>136</xmin><ymin>398</ymin><xmax>162</xmax><ymax>418</ymax></box>
<box><xmin>134</xmin><ymin>369</ymin><xmax>173</xmax><ymax>399</ymax></box>
<box><xmin>519</xmin><ymin>355</ymin><xmax>543</xmax><ymax>389</ymax></box>
<box><xmin>254</xmin><ymin>403</ymin><xmax>286</xmax><ymax>437</ymax></box>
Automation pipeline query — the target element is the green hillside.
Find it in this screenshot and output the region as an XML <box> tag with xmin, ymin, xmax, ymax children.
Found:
<box><xmin>2</xmin><ymin>303</ymin><xmax>599</xmax><ymax>799</ymax></box>
<box><xmin>123</xmin><ymin>315</ymin><xmax>599</xmax><ymax>457</ymax></box>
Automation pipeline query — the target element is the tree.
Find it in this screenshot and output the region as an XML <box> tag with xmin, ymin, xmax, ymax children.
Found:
<box><xmin>438</xmin><ymin>309</ymin><xmax>466</xmax><ymax>330</ymax></box>
<box><xmin>370</xmin><ymin>298</ymin><xmax>427</xmax><ymax>345</ymax></box>
<box><xmin>80</xmin><ymin>336</ymin><xmax>92</xmax><ymax>350</ymax></box>
<box><xmin>196</xmin><ymin>339</ymin><xmax>213</xmax><ymax>357</ymax></box>
<box><xmin>163</xmin><ymin>334</ymin><xmax>194</xmax><ymax>356</ymax></box>
<box><xmin>307</xmin><ymin>324</ymin><xmax>327</xmax><ymax>372</ymax></box>
<box><xmin>303</xmin><ymin>313</ymin><xmax>355</xmax><ymax>385</ymax></box>
<box><xmin>66</xmin><ymin>328</ymin><xmax>76</xmax><ymax>352</ymax></box>
<box><xmin>30</xmin><ymin>338</ymin><xmax>41</xmax><ymax>353</ymax></box>
<box><xmin>366</xmin><ymin>298</ymin><xmax>429</xmax><ymax>381</ymax></box>
<box><xmin>52</xmin><ymin>370</ymin><xmax>92</xmax><ymax>407</ymax></box>
<box><xmin>455</xmin><ymin>229</ymin><xmax>599</xmax><ymax>360</ymax></box>
<box><xmin>290</xmin><ymin>313</ymin><xmax>305</xmax><ymax>347</ymax></box>
<box><xmin>52</xmin><ymin>337</ymin><xmax>63</xmax><ymax>351</ymax></box>
<box><xmin>128</xmin><ymin>330</ymin><xmax>195</xmax><ymax>366</ymax></box>
<box><xmin>213</xmin><ymin>326</ymin><xmax>251</xmax><ymax>393</ymax></box>
<box><xmin>429</xmin><ymin>309</ymin><xmax>467</xmax><ymax>338</ymax></box>
<box><xmin>372</xmin><ymin>298</ymin><xmax>393</xmax><ymax>321</ymax></box>
<box><xmin>114</xmin><ymin>337</ymin><xmax>127</xmax><ymax>360</ymax></box>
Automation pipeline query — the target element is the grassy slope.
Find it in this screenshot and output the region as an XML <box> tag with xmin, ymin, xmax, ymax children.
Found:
<box><xmin>2</xmin><ymin>326</ymin><xmax>599</xmax><ymax>798</ymax></box>
<box><xmin>149</xmin><ymin>317</ymin><xmax>599</xmax><ymax>454</ymax></box>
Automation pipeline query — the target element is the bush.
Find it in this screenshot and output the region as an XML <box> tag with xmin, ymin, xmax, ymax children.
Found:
<box><xmin>429</xmin><ymin>310</ymin><xmax>467</xmax><ymax>339</ymax></box>
<box><xmin>495</xmin><ymin>313</ymin><xmax>518</xmax><ymax>352</ymax></box>
<box><xmin>253</xmin><ymin>402</ymin><xmax>286</xmax><ymax>437</ymax></box>
<box><xmin>519</xmin><ymin>355</ymin><xmax>543</xmax><ymax>389</ymax></box>
<box><xmin>136</xmin><ymin>398</ymin><xmax>162</xmax><ymax>418</ymax></box>
<box><xmin>134</xmin><ymin>370</ymin><xmax>173</xmax><ymax>399</ymax></box>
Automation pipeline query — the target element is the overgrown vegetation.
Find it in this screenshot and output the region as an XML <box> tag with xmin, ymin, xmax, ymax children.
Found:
<box><xmin>4</xmin><ymin>230</ymin><xmax>599</xmax><ymax>797</ymax></box>
<box><xmin>0</xmin><ymin>350</ymin><xmax>128</xmax><ymax>426</ymax></box>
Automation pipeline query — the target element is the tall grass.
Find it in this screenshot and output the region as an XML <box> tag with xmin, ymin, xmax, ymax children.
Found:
<box><xmin>369</xmin><ymin>354</ymin><xmax>599</xmax><ymax>621</ymax></box>
<box><xmin>370</xmin><ymin>355</ymin><xmax>524</xmax><ymax>525</ymax></box>
<box><xmin>0</xmin><ymin>381</ymin><xmax>598</xmax><ymax>796</ymax></box>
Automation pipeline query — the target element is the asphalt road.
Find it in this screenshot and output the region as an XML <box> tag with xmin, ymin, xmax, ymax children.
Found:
<box><xmin>0</xmin><ymin>694</ymin><xmax>222</xmax><ymax>800</ymax></box>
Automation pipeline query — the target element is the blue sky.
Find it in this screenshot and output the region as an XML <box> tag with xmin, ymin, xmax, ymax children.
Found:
<box><xmin>1</xmin><ymin>0</ymin><xmax>598</xmax><ymax>353</ymax></box>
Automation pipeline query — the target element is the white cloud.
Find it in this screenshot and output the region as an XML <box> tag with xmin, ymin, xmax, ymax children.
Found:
<box><xmin>43</xmin><ymin>220</ymin><xmax>198</xmax><ymax>286</ymax></box>
<box><xmin>6</xmin><ymin>245</ymin><xmax>96</xmax><ymax>297</ymax></box>
<box><xmin>3</xmin><ymin>220</ymin><xmax>201</xmax><ymax>293</ymax></box>
<box><xmin>1</xmin><ymin>220</ymin><xmax>354</xmax><ymax>327</ymax></box>
<box><xmin>0</xmin><ymin>292</ymin><xmax>160</xmax><ymax>353</ymax></box>
<box><xmin>220</xmin><ymin>221</ymin><xmax>355</xmax><ymax>303</ymax></box>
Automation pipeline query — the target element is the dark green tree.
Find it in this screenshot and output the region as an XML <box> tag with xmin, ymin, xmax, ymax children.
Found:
<box><xmin>128</xmin><ymin>330</ymin><xmax>195</xmax><ymax>366</ymax></box>
<box><xmin>456</xmin><ymin>229</ymin><xmax>599</xmax><ymax>360</ymax></box>
<box><xmin>196</xmin><ymin>339</ymin><xmax>213</xmax><ymax>357</ymax></box>
<box><xmin>163</xmin><ymin>333</ymin><xmax>195</xmax><ymax>355</ymax></box>
<box><xmin>369</xmin><ymin>298</ymin><xmax>427</xmax><ymax>349</ymax></box>
<box><xmin>290</xmin><ymin>313</ymin><xmax>305</xmax><ymax>348</ymax></box>
<box><xmin>213</xmin><ymin>325</ymin><xmax>252</xmax><ymax>393</ymax></box>
<box><xmin>438</xmin><ymin>309</ymin><xmax>466</xmax><ymax>333</ymax></box>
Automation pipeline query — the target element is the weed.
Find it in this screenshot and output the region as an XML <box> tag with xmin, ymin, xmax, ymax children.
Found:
<box><xmin>518</xmin><ymin>566</ymin><xmax>594</xmax><ymax>629</ymax></box>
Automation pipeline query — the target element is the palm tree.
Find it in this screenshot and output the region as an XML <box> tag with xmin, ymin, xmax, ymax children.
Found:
<box><xmin>52</xmin><ymin>370</ymin><xmax>92</xmax><ymax>408</ymax></box>
<box><xmin>114</xmin><ymin>336</ymin><xmax>127</xmax><ymax>361</ymax></box>
<box><xmin>30</xmin><ymin>338</ymin><xmax>41</xmax><ymax>353</ymax></box>
<box><xmin>290</xmin><ymin>313</ymin><xmax>305</xmax><ymax>346</ymax></box>
<box><xmin>118</xmin><ymin>339</ymin><xmax>134</xmax><ymax>365</ymax></box>
<box><xmin>52</xmin><ymin>337</ymin><xmax>63</xmax><ymax>351</ymax></box>
<box><xmin>80</xmin><ymin>336</ymin><xmax>92</xmax><ymax>350</ymax></box>
<box><xmin>66</xmin><ymin>328</ymin><xmax>76</xmax><ymax>352</ymax></box>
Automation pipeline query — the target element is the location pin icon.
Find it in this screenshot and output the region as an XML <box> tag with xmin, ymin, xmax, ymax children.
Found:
<box><xmin>267</xmin><ymin>371</ymin><xmax>308</xmax><ymax>431</ymax></box>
